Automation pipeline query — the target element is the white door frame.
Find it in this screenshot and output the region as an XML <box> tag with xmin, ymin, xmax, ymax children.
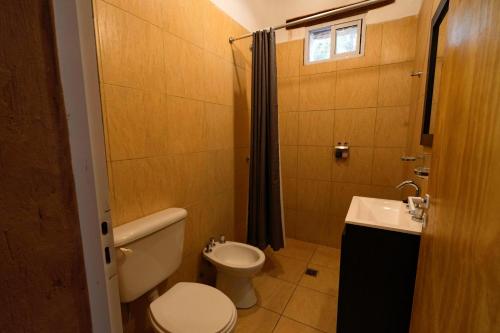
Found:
<box><xmin>51</xmin><ymin>0</ymin><xmax>121</xmax><ymax>332</ymax></box>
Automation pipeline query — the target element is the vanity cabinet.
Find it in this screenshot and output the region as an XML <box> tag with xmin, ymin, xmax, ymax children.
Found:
<box><xmin>336</xmin><ymin>223</ymin><xmax>420</xmax><ymax>333</ymax></box>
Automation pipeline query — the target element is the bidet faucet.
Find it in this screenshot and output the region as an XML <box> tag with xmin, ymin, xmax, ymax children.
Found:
<box><xmin>396</xmin><ymin>180</ymin><xmax>420</xmax><ymax>197</ymax></box>
<box><xmin>204</xmin><ymin>237</ymin><xmax>216</xmax><ymax>253</ymax></box>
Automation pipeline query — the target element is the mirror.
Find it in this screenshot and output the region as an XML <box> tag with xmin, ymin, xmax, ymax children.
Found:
<box><xmin>421</xmin><ymin>0</ymin><xmax>449</xmax><ymax>146</ymax></box>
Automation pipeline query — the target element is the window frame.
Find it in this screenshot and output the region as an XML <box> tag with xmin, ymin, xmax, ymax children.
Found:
<box><xmin>304</xmin><ymin>15</ymin><xmax>366</xmax><ymax>65</ymax></box>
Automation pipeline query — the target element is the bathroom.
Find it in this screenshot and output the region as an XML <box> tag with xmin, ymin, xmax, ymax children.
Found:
<box><xmin>1</xmin><ymin>0</ymin><xmax>498</xmax><ymax>332</ymax></box>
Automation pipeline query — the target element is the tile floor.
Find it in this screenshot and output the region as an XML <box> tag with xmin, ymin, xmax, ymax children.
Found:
<box><xmin>234</xmin><ymin>238</ymin><xmax>341</xmax><ymax>333</ymax></box>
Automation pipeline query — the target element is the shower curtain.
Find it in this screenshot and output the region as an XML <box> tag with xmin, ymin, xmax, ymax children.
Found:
<box><xmin>247</xmin><ymin>28</ymin><xmax>284</xmax><ymax>251</ymax></box>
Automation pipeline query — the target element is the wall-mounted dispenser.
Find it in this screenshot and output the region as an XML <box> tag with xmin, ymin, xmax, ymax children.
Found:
<box><xmin>335</xmin><ymin>142</ymin><xmax>349</xmax><ymax>160</ymax></box>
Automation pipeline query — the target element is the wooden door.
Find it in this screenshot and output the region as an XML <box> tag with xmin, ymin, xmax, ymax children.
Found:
<box><xmin>410</xmin><ymin>0</ymin><xmax>500</xmax><ymax>332</ymax></box>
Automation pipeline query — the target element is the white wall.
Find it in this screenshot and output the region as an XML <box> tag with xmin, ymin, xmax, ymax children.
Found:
<box><xmin>210</xmin><ymin>0</ymin><xmax>422</xmax><ymax>43</ymax></box>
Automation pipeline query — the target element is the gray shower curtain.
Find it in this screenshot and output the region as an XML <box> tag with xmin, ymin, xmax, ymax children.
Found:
<box><xmin>247</xmin><ymin>28</ymin><xmax>284</xmax><ymax>251</ymax></box>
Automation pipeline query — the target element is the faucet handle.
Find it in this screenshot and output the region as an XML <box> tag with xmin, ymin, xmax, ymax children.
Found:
<box><xmin>209</xmin><ymin>237</ymin><xmax>216</xmax><ymax>246</ymax></box>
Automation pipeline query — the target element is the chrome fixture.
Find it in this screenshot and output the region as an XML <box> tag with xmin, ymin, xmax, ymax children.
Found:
<box><xmin>396</xmin><ymin>180</ymin><xmax>420</xmax><ymax>197</ymax></box>
<box><xmin>219</xmin><ymin>234</ymin><xmax>226</xmax><ymax>244</ymax></box>
<box><xmin>410</xmin><ymin>71</ymin><xmax>423</xmax><ymax>77</ymax></box>
<box><xmin>334</xmin><ymin>142</ymin><xmax>350</xmax><ymax>160</ymax></box>
<box><xmin>414</xmin><ymin>166</ymin><xmax>430</xmax><ymax>178</ymax></box>
<box><xmin>408</xmin><ymin>194</ymin><xmax>430</xmax><ymax>226</ymax></box>
<box><xmin>204</xmin><ymin>237</ymin><xmax>216</xmax><ymax>253</ymax></box>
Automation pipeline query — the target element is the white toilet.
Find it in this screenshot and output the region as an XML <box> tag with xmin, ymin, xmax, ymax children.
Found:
<box><xmin>113</xmin><ymin>208</ymin><xmax>237</xmax><ymax>333</ymax></box>
<box><xmin>203</xmin><ymin>241</ymin><xmax>265</xmax><ymax>308</ymax></box>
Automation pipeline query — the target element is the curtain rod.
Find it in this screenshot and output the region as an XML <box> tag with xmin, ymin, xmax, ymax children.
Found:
<box><xmin>228</xmin><ymin>0</ymin><xmax>389</xmax><ymax>43</ymax></box>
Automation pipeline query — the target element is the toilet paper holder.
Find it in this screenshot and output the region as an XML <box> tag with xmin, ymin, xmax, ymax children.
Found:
<box><xmin>334</xmin><ymin>142</ymin><xmax>349</xmax><ymax>160</ymax></box>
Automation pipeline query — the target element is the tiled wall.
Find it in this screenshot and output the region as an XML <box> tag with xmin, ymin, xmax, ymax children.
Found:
<box><xmin>92</xmin><ymin>1</ymin><xmax>251</xmax><ymax>330</ymax></box>
<box><xmin>277</xmin><ymin>16</ymin><xmax>418</xmax><ymax>247</ymax></box>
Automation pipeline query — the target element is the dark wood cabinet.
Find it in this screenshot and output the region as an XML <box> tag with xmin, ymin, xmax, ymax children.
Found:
<box><xmin>337</xmin><ymin>223</ymin><xmax>420</xmax><ymax>333</ymax></box>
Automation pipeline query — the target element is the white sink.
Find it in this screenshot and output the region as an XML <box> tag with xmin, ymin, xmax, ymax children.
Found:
<box><xmin>345</xmin><ymin>196</ymin><xmax>422</xmax><ymax>235</ymax></box>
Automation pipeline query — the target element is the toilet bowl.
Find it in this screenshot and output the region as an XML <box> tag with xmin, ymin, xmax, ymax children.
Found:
<box><xmin>149</xmin><ymin>282</ymin><xmax>236</xmax><ymax>333</ymax></box>
<box><xmin>203</xmin><ymin>241</ymin><xmax>265</xmax><ymax>308</ymax></box>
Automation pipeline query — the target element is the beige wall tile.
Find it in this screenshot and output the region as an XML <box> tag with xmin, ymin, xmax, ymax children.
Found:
<box><xmin>166</xmin><ymin>96</ymin><xmax>206</xmax><ymax>153</ymax></box>
<box><xmin>203</xmin><ymin>52</ymin><xmax>234</xmax><ymax>105</ymax></box>
<box><xmin>284</xmin><ymin>209</ymin><xmax>298</xmax><ymax>238</ymax></box>
<box><xmin>281</xmin><ymin>146</ymin><xmax>298</xmax><ymax>179</ymax></box>
<box><xmin>335</xmin><ymin>67</ymin><xmax>379</xmax><ymax>109</ymax></box>
<box><xmin>333</xmin><ymin>108</ymin><xmax>376</xmax><ymax>147</ymax></box>
<box><xmin>337</xmin><ymin>23</ymin><xmax>382</xmax><ymax>70</ymax></box>
<box><xmin>204</xmin><ymin>103</ymin><xmax>234</xmax><ymax>150</ymax></box>
<box><xmin>165</xmin><ymin>0</ymin><xmax>204</xmax><ymax>47</ymax></box>
<box><xmin>144</xmin><ymin>92</ymin><xmax>169</xmax><ymax>157</ymax></box>
<box><xmin>164</xmin><ymin>33</ymin><xmax>205</xmax><ymax>100</ymax></box>
<box><xmin>234</xmin><ymin>147</ymin><xmax>250</xmax><ymax>191</ymax></box>
<box><xmin>253</xmin><ymin>275</ymin><xmax>295</xmax><ymax>313</ymax></box>
<box><xmin>274</xmin><ymin>317</ymin><xmax>324</xmax><ymax>333</ymax></box>
<box><xmin>203</xmin><ymin>1</ymin><xmax>234</xmax><ymax>63</ymax></box>
<box><xmin>295</xmin><ymin>210</ymin><xmax>330</xmax><ymax>244</ymax></box>
<box><xmin>282</xmin><ymin>178</ymin><xmax>297</xmax><ymax>210</ymax></box>
<box><xmin>331</xmin><ymin>182</ymin><xmax>371</xmax><ymax>217</ymax></box>
<box><xmin>142</xmin><ymin>23</ymin><xmax>165</xmax><ymax>92</ymax></box>
<box><xmin>278</xmin><ymin>77</ymin><xmax>300</xmax><ymax>112</ymax></box>
<box><xmin>297</xmin><ymin>179</ymin><xmax>331</xmax><ymax>215</ymax></box>
<box><xmin>104</xmin><ymin>0</ymin><xmax>167</xmax><ymax>27</ymax></box>
<box><xmin>111</xmin><ymin>159</ymin><xmax>147</xmax><ymax>224</ymax></box>
<box><xmin>233</xmin><ymin>65</ymin><xmax>250</xmax><ymax>112</ymax></box>
<box><xmin>332</xmin><ymin>147</ymin><xmax>373</xmax><ymax>184</ymax></box>
<box><xmin>370</xmin><ymin>185</ymin><xmax>403</xmax><ymax>200</ymax></box>
<box><xmin>213</xmin><ymin>149</ymin><xmax>236</xmax><ymax>194</ymax></box>
<box><xmin>380</xmin><ymin>16</ymin><xmax>417</xmax><ymax>64</ymax></box>
<box><xmin>104</xmin><ymin>84</ymin><xmax>147</xmax><ymax>161</ymax></box>
<box><xmin>378</xmin><ymin>62</ymin><xmax>414</xmax><ymax>107</ymax></box>
<box><xmin>298</xmin><ymin>111</ymin><xmax>334</xmax><ymax>146</ymax></box>
<box><xmin>283</xmin><ymin>286</ymin><xmax>338</xmax><ymax>332</ymax></box>
<box><xmin>299</xmin><ymin>73</ymin><xmax>336</xmax><ymax>111</ymax></box>
<box><xmin>371</xmin><ymin>147</ymin><xmax>406</xmax><ymax>186</ymax></box>
<box><xmin>235</xmin><ymin>307</ymin><xmax>280</xmax><ymax>333</ymax></box>
<box><xmin>297</xmin><ymin>146</ymin><xmax>332</xmax><ymax>181</ymax></box>
<box><xmin>97</xmin><ymin>0</ymin><xmax>147</xmax><ymax>89</ymax></box>
<box><xmin>375</xmin><ymin>106</ymin><xmax>410</xmax><ymax>147</ymax></box>
<box><xmin>300</xmin><ymin>58</ymin><xmax>336</xmax><ymax>76</ymax></box>
<box><xmin>317</xmin><ymin>215</ymin><xmax>345</xmax><ymax>248</ymax></box>
<box><xmin>279</xmin><ymin>112</ymin><xmax>299</xmax><ymax>145</ymax></box>
<box><xmin>234</xmin><ymin>106</ymin><xmax>251</xmax><ymax>148</ymax></box>
<box><xmin>277</xmin><ymin>40</ymin><xmax>302</xmax><ymax>78</ymax></box>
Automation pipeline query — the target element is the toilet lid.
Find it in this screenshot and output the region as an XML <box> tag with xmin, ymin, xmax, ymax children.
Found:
<box><xmin>150</xmin><ymin>282</ymin><xmax>235</xmax><ymax>333</ymax></box>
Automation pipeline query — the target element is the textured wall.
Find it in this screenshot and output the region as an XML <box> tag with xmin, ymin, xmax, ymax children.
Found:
<box><xmin>276</xmin><ymin>16</ymin><xmax>418</xmax><ymax>247</ymax></box>
<box><xmin>92</xmin><ymin>0</ymin><xmax>251</xmax><ymax>331</ymax></box>
<box><xmin>0</xmin><ymin>1</ymin><xmax>91</xmax><ymax>332</ymax></box>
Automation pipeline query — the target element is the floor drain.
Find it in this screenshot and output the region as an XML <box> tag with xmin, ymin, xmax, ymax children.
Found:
<box><xmin>305</xmin><ymin>268</ymin><xmax>318</xmax><ymax>277</ymax></box>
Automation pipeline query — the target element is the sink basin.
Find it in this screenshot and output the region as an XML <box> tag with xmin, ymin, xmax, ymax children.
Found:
<box><xmin>345</xmin><ymin>196</ymin><xmax>422</xmax><ymax>235</ymax></box>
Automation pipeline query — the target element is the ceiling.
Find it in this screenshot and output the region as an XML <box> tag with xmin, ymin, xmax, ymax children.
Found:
<box><xmin>211</xmin><ymin>0</ymin><xmax>423</xmax><ymax>32</ymax></box>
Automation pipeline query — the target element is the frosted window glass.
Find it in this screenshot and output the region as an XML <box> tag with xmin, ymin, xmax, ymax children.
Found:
<box><xmin>335</xmin><ymin>25</ymin><xmax>358</xmax><ymax>54</ymax></box>
<box><xmin>309</xmin><ymin>27</ymin><xmax>331</xmax><ymax>62</ymax></box>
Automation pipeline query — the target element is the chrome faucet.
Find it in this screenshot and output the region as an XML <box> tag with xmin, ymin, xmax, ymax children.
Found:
<box><xmin>396</xmin><ymin>180</ymin><xmax>420</xmax><ymax>197</ymax></box>
<box><xmin>204</xmin><ymin>237</ymin><xmax>216</xmax><ymax>253</ymax></box>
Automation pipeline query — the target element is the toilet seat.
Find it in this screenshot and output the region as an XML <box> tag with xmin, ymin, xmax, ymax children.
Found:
<box><xmin>149</xmin><ymin>282</ymin><xmax>237</xmax><ymax>333</ymax></box>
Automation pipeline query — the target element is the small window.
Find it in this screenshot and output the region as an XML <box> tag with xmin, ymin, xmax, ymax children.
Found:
<box><xmin>308</xmin><ymin>27</ymin><xmax>331</xmax><ymax>62</ymax></box>
<box><xmin>304</xmin><ymin>17</ymin><xmax>365</xmax><ymax>64</ymax></box>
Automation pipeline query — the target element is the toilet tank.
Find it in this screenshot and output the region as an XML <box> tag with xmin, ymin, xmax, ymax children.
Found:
<box><xmin>113</xmin><ymin>208</ymin><xmax>187</xmax><ymax>303</ymax></box>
